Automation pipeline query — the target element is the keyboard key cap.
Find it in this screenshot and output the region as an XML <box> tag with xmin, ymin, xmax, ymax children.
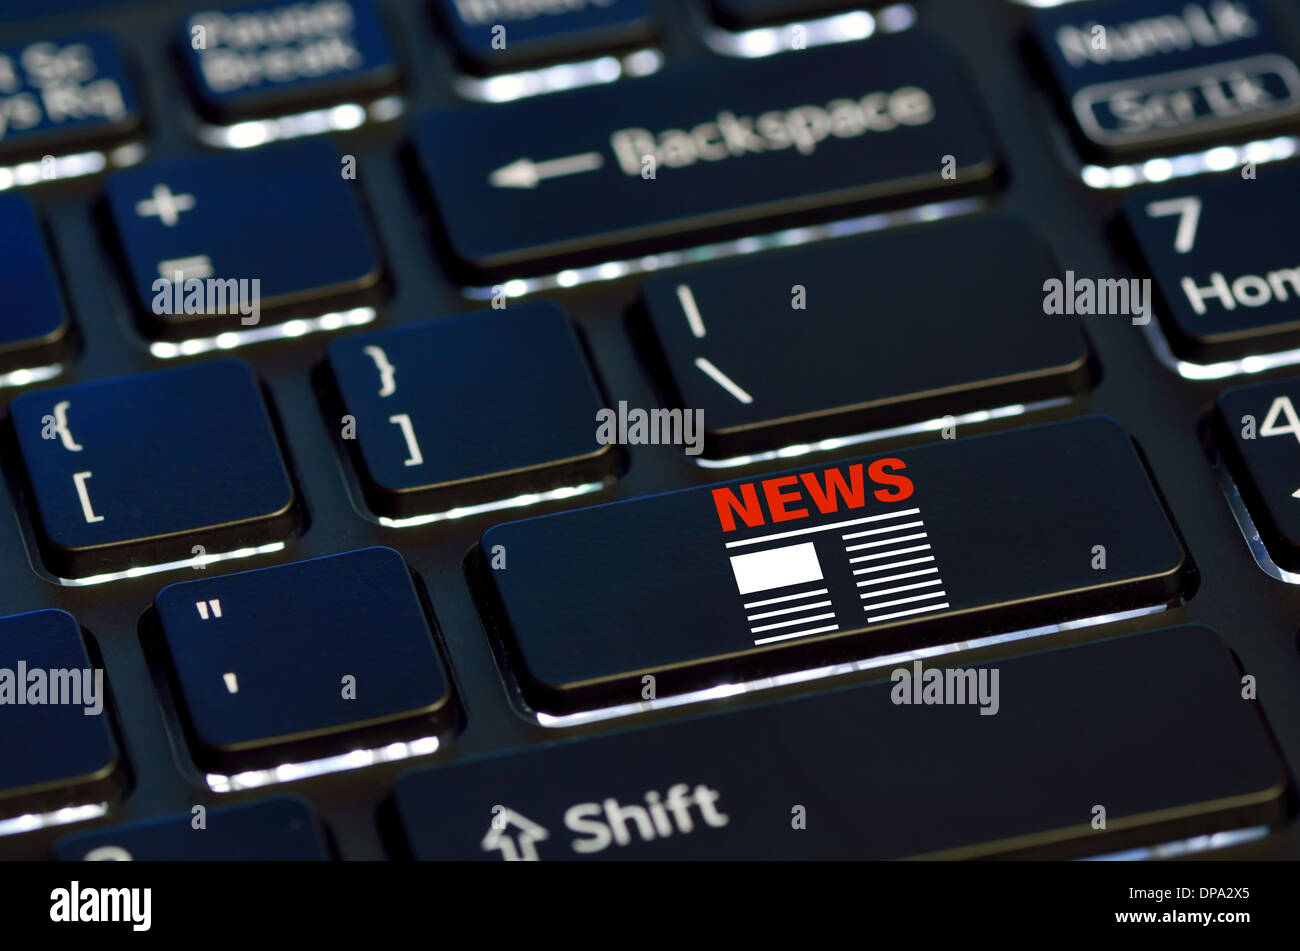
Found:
<box><xmin>1030</xmin><ymin>0</ymin><xmax>1300</xmax><ymax>160</ymax></box>
<box><xmin>151</xmin><ymin>547</ymin><xmax>453</xmax><ymax>772</ymax></box>
<box><xmin>0</xmin><ymin>610</ymin><xmax>121</xmax><ymax>819</ymax></box>
<box><xmin>0</xmin><ymin>2</ymin><xmax>131</xmax><ymax>21</ymax></box>
<box><xmin>104</xmin><ymin>138</ymin><xmax>383</xmax><ymax>341</ymax></box>
<box><xmin>0</xmin><ymin>194</ymin><xmax>71</xmax><ymax>373</ymax></box>
<box><xmin>10</xmin><ymin>358</ymin><xmax>298</xmax><ymax>580</ymax></box>
<box><xmin>393</xmin><ymin>625</ymin><xmax>1288</xmax><ymax>859</ymax></box>
<box><xmin>1121</xmin><ymin>163</ymin><xmax>1300</xmax><ymax>364</ymax></box>
<box><xmin>635</xmin><ymin>215</ymin><xmax>1094</xmax><ymax>459</ymax></box>
<box><xmin>326</xmin><ymin>303</ymin><xmax>617</xmax><ymax>518</ymax></box>
<box><xmin>0</xmin><ymin>33</ymin><xmax>141</xmax><ymax>164</ymax></box>
<box><xmin>709</xmin><ymin>0</ymin><xmax>886</xmax><ymax>29</ymax></box>
<box><xmin>475</xmin><ymin>416</ymin><xmax>1189</xmax><ymax>714</ymax></box>
<box><xmin>413</xmin><ymin>32</ymin><xmax>1000</xmax><ymax>281</ymax></box>
<box><xmin>180</xmin><ymin>0</ymin><xmax>400</xmax><ymax>123</ymax></box>
<box><xmin>434</xmin><ymin>0</ymin><xmax>655</xmax><ymax>74</ymax></box>
<box><xmin>55</xmin><ymin>797</ymin><xmax>328</xmax><ymax>860</ymax></box>
<box><xmin>1215</xmin><ymin>375</ymin><xmax>1300</xmax><ymax>571</ymax></box>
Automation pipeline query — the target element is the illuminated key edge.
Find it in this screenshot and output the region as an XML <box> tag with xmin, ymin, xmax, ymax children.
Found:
<box><xmin>54</xmin><ymin>542</ymin><xmax>286</xmax><ymax>588</ymax></box>
<box><xmin>1083</xmin><ymin>825</ymin><xmax>1271</xmax><ymax>861</ymax></box>
<box><xmin>1079</xmin><ymin>135</ymin><xmax>1300</xmax><ymax>190</ymax></box>
<box><xmin>1004</xmin><ymin>0</ymin><xmax>1092</xmax><ymax>7</ymax></box>
<box><xmin>1140</xmin><ymin>313</ymin><xmax>1300</xmax><ymax>382</ymax></box>
<box><xmin>0</xmin><ymin>142</ymin><xmax>145</xmax><ymax>192</ymax></box>
<box><xmin>1209</xmin><ymin>442</ymin><xmax>1300</xmax><ymax>585</ymax></box>
<box><xmin>462</xmin><ymin>197</ymin><xmax>988</xmax><ymax>301</ymax></box>
<box><xmin>0</xmin><ymin>801</ymin><xmax>108</xmax><ymax>839</ymax></box>
<box><xmin>0</xmin><ymin>363</ymin><xmax>62</xmax><ymax>390</ymax></box>
<box><xmin>376</xmin><ymin>479</ymin><xmax>610</xmax><ymax>529</ymax></box>
<box><xmin>149</xmin><ymin>307</ymin><xmax>376</xmax><ymax>359</ymax></box>
<box><xmin>533</xmin><ymin>603</ymin><xmax>1169</xmax><ymax>728</ymax></box>
<box><xmin>195</xmin><ymin>97</ymin><xmax>404</xmax><ymax>150</ymax></box>
<box><xmin>206</xmin><ymin>736</ymin><xmax>440</xmax><ymax>793</ymax></box>
<box><xmin>454</xmin><ymin>49</ymin><xmax>663</xmax><ymax>104</ymax></box>
<box><xmin>695</xmin><ymin>398</ymin><xmax>1072</xmax><ymax>470</ymax></box>
<box><xmin>701</xmin><ymin>4</ymin><xmax>916</xmax><ymax>59</ymax></box>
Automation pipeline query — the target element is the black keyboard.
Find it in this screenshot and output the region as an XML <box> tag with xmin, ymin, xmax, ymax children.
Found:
<box><xmin>3</xmin><ymin>0</ymin><xmax>1300</xmax><ymax>873</ymax></box>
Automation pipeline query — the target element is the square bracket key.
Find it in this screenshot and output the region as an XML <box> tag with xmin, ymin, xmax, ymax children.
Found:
<box><xmin>9</xmin><ymin>358</ymin><xmax>298</xmax><ymax>580</ymax></box>
<box><xmin>325</xmin><ymin>302</ymin><xmax>619</xmax><ymax>519</ymax></box>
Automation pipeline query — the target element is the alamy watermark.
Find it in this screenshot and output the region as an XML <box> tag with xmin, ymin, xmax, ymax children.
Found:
<box><xmin>0</xmin><ymin>663</ymin><xmax>103</xmax><ymax>715</ymax></box>
<box><xmin>890</xmin><ymin>660</ymin><xmax>999</xmax><ymax>715</ymax></box>
<box><xmin>152</xmin><ymin>272</ymin><xmax>261</xmax><ymax>326</ymax></box>
<box><xmin>596</xmin><ymin>401</ymin><xmax>704</xmax><ymax>456</ymax></box>
<box><xmin>50</xmin><ymin>882</ymin><xmax>150</xmax><ymax>931</ymax></box>
<box><xmin>1043</xmin><ymin>272</ymin><xmax>1151</xmax><ymax>326</ymax></box>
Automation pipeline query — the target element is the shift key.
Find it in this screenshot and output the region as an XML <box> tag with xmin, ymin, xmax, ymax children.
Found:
<box><xmin>413</xmin><ymin>31</ymin><xmax>999</xmax><ymax>281</ymax></box>
<box><xmin>475</xmin><ymin>416</ymin><xmax>1191</xmax><ymax>715</ymax></box>
<box><xmin>394</xmin><ymin>625</ymin><xmax>1289</xmax><ymax>859</ymax></box>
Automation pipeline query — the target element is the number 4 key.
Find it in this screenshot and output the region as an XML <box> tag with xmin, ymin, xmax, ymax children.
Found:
<box><xmin>1216</xmin><ymin>379</ymin><xmax>1300</xmax><ymax>572</ymax></box>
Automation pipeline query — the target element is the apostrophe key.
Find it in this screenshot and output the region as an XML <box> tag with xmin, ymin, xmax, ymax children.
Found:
<box><xmin>151</xmin><ymin>547</ymin><xmax>454</xmax><ymax>772</ymax></box>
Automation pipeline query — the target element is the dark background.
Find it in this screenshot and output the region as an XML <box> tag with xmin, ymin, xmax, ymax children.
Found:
<box><xmin>1</xmin><ymin>0</ymin><xmax>1299</xmax><ymax>860</ymax></box>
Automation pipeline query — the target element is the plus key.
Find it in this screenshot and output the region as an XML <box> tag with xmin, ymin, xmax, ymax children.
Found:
<box><xmin>104</xmin><ymin>138</ymin><xmax>383</xmax><ymax>347</ymax></box>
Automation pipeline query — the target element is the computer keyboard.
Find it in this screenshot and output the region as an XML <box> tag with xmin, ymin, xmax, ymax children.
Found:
<box><xmin>2</xmin><ymin>0</ymin><xmax>1300</xmax><ymax>869</ymax></box>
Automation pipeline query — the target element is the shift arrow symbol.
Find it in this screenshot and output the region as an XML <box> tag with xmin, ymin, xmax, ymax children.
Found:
<box><xmin>489</xmin><ymin>151</ymin><xmax>605</xmax><ymax>188</ymax></box>
<box><xmin>481</xmin><ymin>808</ymin><xmax>550</xmax><ymax>861</ymax></box>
